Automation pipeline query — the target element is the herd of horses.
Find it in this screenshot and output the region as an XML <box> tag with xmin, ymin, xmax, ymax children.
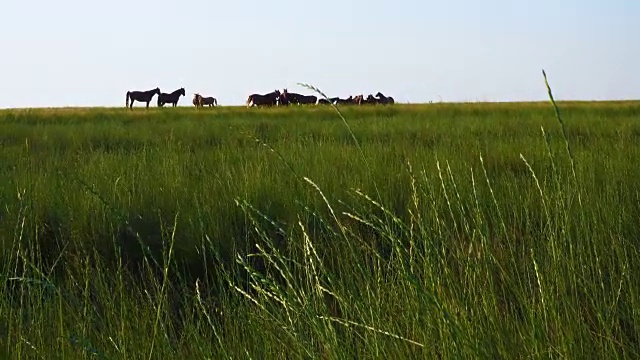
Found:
<box><xmin>124</xmin><ymin>87</ymin><xmax>395</xmax><ymax>109</ymax></box>
<box><xmin>246</xmin><ymin>88</ymin><xmax>395</xmax><ymax>107</ymax></box>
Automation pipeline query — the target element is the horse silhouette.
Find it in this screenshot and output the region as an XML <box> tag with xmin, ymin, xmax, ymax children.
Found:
<box><xmin>157</xmin><ymin>88</ymin><xmax>186</xmax><ymax>107</ymax></box>
<box><xmin>281</xmin><ymin>89</ymin><xmax>318</xmax><ymax>105</ymax></box>
<box><xmin>246</xmin><ymin>90</ymin><xmax>281</xmax><ymax>107</ymax></box>
<box><xmin>375</xmin><ymin>92</ymin><xmax>395</xmax><ymax>105</ymax></box>
<box><xmin>193</xmin><ymin>93</ymin><xmax>218</xmax><ymax>108</ymax></box>
<box><xmin>126</xmin><ymin>87</ymin><xmax>161</xmax><ymax>109</ymax></box>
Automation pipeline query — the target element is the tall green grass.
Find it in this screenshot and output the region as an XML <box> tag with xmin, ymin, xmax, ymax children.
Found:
<box><xmin>1</xmin><ymin>89</ymin><xmax>639</xmax><ymax>358</ymax></box>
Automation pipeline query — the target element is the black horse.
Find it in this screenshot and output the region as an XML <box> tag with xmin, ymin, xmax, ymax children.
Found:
<box><xmin>318</xmin><ymin>97</ymin><xmax>339</xmax><ymax>105</ymax></box>
<box><xmin>281</xmin><ymin>89</ymin><xmax>318</xmax><ymax>105</ymax></box>
<box><xmin>375</xmin><ymin>92</ymin><xmax>395</xmax><ymax>105</ymax></box>
<box><xmin>158</xmin><ymin>88</ymin><xmax>186</xmax><ymax>107</ymax></box>
<box><xmin>126</xmin><ymin>87</ymin><xmax>161</xmax><ymax>109</ymax></box>
<box><xmin>335</xmin><ymin>96</ymin><xmax>355</xmax><ymax>105</ymax></box>
<box><xmin>278</xmin><ymin>91</ymin><xmax>290</xmax><ymax>106</ymax></box>
<box><xmin>193</xmin><ymin>93</ymin><xmax>218</xmax><ymax>108</ymax></box>
<box><xmin>246</xmin><ymin>90</ymin><xmax>280</xmax><ymax>107</ymax></box>
<box><xmin>366</xmin><ymin>94</ymin><xmax>381</xmax><ymax>104</ymax></box>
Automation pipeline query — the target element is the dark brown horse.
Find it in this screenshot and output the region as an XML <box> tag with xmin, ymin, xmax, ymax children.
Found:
<box><xmin>158</xmin><ymin>88</ymin><xmax>186</xmax><ymax>107</ymax></box>
<box><xmin>193</xmin><ymin>93</ymin><xmax>218</xmax><ymax>108</ymax></box>
<box><xmin>278</xmin><ymin>90</ymin><xmax>290</xmax><ymax>106</ymax></box>
<box><xmin>375</xmin><ymin>92</ymin><xmax>395</xmax><ymax>105</ymax></box>
<box><xmin>126</xmin><ymin>87</ymin><xmax>161</xmax><ymax>109</ymax></box>
<box><xmin>281</xmin><ymin>88</ymin><xmax>318</xmax><ymax>105</ymax></box>
<box><xmin>366</xmin><ymin>94</ymin><xmax>381</xmax><ymax>105</ymax></box>
<box><xmin>335</xmin><ymin>96</ymin><xmax>355</xmax><ymax>105</ymax></box>
<box><xmin>246</xmin><ymin>90</ymin><xmax>281</xmax><ymax>107</ymax></box>
<box><xmin>318</xmin><ymin>97</ymin><xmax>339</xmax><ymax>105</ymax></box>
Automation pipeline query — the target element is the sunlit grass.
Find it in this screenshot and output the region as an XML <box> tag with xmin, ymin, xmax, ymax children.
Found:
<box><xmin>1</xmin><ymin>96</ymin><xmax>639</xmax><ymax>358</ymax></box>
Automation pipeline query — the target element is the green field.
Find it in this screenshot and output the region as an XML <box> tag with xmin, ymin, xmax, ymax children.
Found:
<box><xmin>1</xmin><ymin>98</ymin><xmax>639</xmax><ymax>358</ymax></box>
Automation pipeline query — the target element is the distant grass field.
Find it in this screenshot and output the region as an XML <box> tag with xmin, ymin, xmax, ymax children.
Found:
<box><xmin>1</xmin><ymin>98</ymin><xmax>639</xmax><ymax>358</ymax></box>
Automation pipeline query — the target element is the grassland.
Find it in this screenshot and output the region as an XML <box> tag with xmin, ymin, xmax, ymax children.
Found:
<box><xmin>1</xmin><ymin>97</ymin><xmax>639</xmax><ymax>359</ymax></box>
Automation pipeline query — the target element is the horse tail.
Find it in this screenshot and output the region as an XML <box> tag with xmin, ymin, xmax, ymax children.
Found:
<box><xmin>126</xmin><ymin>91</ymin><xmax>130</xmax><ymax>107</ymax></box>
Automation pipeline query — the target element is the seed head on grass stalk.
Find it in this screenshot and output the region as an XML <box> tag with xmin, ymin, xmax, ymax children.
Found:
<box><xmin>541</xmin><ymin>69</ymin><xmax>581</xmax><ymax>207</ymax></box>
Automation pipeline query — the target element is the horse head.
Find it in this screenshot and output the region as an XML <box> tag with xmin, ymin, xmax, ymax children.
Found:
<box><xmin>375</xmin><ymin>92</ymin><xmax>385</xmax><ymax>98</ymax></box>
<box><xmin>154</xmin><ymin>87</ymin><xmax>161</xmax><ymax>94</ymax></box>
<box><xmin>180</xmin><ymin>88</ymin><xmax>186</xmax><ymax>96</ymax></box>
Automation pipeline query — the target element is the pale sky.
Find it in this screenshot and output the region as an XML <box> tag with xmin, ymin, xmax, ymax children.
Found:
<box><xmin>0</xmin><ymin>0</ymin><xmax>638</xmax><ymax>108</ymax></box>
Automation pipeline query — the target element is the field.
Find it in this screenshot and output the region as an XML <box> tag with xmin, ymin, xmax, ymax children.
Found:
<box><xmin>1</xmin><ymin>94</ymin><xmax>640</xmax><ymax>358</ymax></box>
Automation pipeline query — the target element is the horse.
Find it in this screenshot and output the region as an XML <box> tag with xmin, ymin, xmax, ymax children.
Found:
<box><xmin>335</xmin><ymin>96</ymin><xmax>355</xmax><ymax>105</ymax></box>
<box><xmin>353</xmin><ymin>95</ymin><xmax>364</xmax><ymax>105</ymax></box>
<box><xmin>318</xmin><ymin>97</ymin><xmax>339</xmax><ymax>105</ymax></box>
<box><xmin>246</xmin><ymin>90</ymin><xmax>281</xmax><ymax>107</ymax></box>
<box><xmin>193</xmin><ymin>93</ymin><xmax>218</xmax><ymax>108</ymax></box>
<box><xmin>375</xmin><ymin>92</ymin><xmax>395</xmax><ymax>105</ymax></box>
<box><xmin>366</xmin><ymin>94</ymin><xmax>381</xmax><ymax>105</ymax></box>
<box><xmin>157</xmin><ymin>88</ymin><xmax>186</xmax><ymax>107</ymax></box>
<box><xmin>126</xmin><ymin>87</ymin><xmax>161</xmax><ymax>109</ymax></box>
<box><xmin>201</xmin><ymin>96</ymin><xmax>218</xmax><ymax>107</ymax></box>
<box><xmin>278</xmin><ymin>90</ymin><xmax>290</xmax><ymax>106</ymax></box>
<box><xmin>281</xmin><ymin>88</ymin><xmax>318</xmax><ymax>105</ymax></box>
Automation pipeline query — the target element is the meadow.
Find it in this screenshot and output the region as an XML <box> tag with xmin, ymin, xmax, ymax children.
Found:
<box><xmin>1</xmin><ymin>91</ymin><xmax>639</xmax><ymax>358</ymax></box>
